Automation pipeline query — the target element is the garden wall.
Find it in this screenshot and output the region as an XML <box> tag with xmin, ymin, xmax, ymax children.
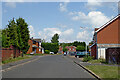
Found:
<box><xmin>2</xmin><ymin>45</ymin><xmax>22</xmax><ymax>61</ymax></box>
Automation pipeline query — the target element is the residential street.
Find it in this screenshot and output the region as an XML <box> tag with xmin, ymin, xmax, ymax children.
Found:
<box><xmin>2</xmin><ymin>55</ymin><xmax>95</xmax><ymax>79</ymax></box>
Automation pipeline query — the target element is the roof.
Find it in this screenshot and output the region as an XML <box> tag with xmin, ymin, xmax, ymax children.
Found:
<box><xmin>33</xmin><ymin>39</ymin><xmax>41</xmax><ymax>42</ymax></box>
<box><xmin>30</xmin><ymin>38</ymin><xmax>41</xmax><ymax>42</ymax></box>
<box><xmin>65</xmin><ymin>46</ymin><xmax>76</xmax><ymax>49</ymax></box>
<box><xmin>95</xmin><ymin>14</ymin><xmax>120</xmax><ymax>33</ymax></box>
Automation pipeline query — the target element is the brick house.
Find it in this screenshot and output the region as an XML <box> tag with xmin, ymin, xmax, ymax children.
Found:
<box><xmin>27</xmin><ymin>38</ymin><xmax>44</xmax><ymax>54</ymax></box>
<box><xmin>90</xmin><ymin>14</ymin><xmax>120</xmax><ymax>60</ymax></box>
<box><xmin>58</xmin><ymin>46</ymin><xmax>63</xmax><ymax>54</ymax></box>
<box><xmin>65</xmin><ymin>46</ymin><xmax>76</xmax><ymax>54</ymax></box>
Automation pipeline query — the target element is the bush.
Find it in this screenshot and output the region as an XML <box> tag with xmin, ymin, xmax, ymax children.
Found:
<box><xmin>45</xmin><ymin>50</ymin><xmax>50</xmax><ymax>54</ymax></box>
<box><xmin>83</xmin><ymin>56</ymin><xmax>93</xmax><ymax>62</ymax></box>
<box><xmin>41</xmin><ymin>43</ymin><xmax>59</xmax><ymax>54</ymax></box>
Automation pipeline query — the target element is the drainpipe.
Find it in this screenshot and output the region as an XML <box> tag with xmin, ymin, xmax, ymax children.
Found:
<box><xmin>95</xmin><ymin>32</ymin><xmax>98</xmax><ymax>59</ymax></box>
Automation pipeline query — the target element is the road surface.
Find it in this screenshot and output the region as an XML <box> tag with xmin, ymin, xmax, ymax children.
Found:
<box><xmin>3</xmin><ymin>55</ymin><xmax>96</xmax><ymax>79</ymax></box>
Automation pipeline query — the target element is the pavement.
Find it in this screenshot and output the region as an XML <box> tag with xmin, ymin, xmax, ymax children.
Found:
<box><xmin>2</xmin><ymin>55</ymin><xmax>96</xmax><ymax>79</ymax></box>
<box><xmin>67</xmin><ymin>55</ymin><xmax>120</xmax><ymax>67</ymax></box>
<box><xmin>2</xmin><ymin>56</ymin><xmax>40</xmax><ymax>70</ymax></box>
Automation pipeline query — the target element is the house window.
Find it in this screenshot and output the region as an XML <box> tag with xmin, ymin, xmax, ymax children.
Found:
<box><xmin>33</xmin><ymin>41</ymin><xmax>36</xmax><ymax>44</ymax></box>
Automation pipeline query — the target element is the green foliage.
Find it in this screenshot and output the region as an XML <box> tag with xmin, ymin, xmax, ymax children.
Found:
<box><xmin>83</xmin><ymin>56</ymin><xmax>93</xmax><ymax>62</ymax></box>
<box><xmin>73</xmin><ymin>41</ymin><xmax>86</xmax><ymax>47</ymax></box>
<box><xmin>7</xmin><ymin>18</ymin><xmax>19</xmax><ymax>47</ymax></box>
<box><xmin>51</xmin><ymin>33</ymin><xmax>59</xmax><ymax>43</ymax></box>
<box><xmin>2</xmin><ymin>17</ymin><xmax>30</xmax><ymax>55</ymax></box>
<box><xmin>76</xmin><ymin>46</ymin><xmax>85</xmax><ymax>51</ymax></box>
<box><xmin>2</xmin><ymin>28</ymin><xmax>11</xmax><ymax>48</ymax></box>
<box><xmin>45</xmin><ymin>50</ymin><xmax>50</xmax><ymax>54</ymax></box>
<box><xmin>88</xmin><ymin>58</ymin><xmax>107</xmax><ymax>64</ymax></box>
<box><xmin>16</xmin><ymin>18</ymin><xmax>30</xmax><ymax>53</ymax></box>
<box><xmin>63</xmin><ymin>47</ymin><xmax>68</xmax><ymax>52</ymax></box>
<box><xmin>2</xmin><ymin>56</ymin><xmax>31</xmax><ymax>64</ymax></box>
<box><xmin>86</xmin><ymin>65</ymin><xmax>119</xmax><ymax>79</ymax></box>
<box><xmin>41</xmin><ymin>42</ymin><xmax>59</xmax><ymax>54</ymax></box>
<box><xmin>60</xmin><ymin>41</ymin><xmax>86</xmax><ymax>51</ymax></box>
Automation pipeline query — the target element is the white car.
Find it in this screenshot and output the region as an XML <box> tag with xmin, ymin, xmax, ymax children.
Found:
<box><xmin>50</xmin><ymin>52</ymin><xmax>54</xmax><ymax>54</ymax></box>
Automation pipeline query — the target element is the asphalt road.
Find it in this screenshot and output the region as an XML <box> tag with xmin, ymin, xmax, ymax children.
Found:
<box><xmin>2</xmin><ymin>55</ymin><xmax>96</xmax><ymax>78</ymax></box>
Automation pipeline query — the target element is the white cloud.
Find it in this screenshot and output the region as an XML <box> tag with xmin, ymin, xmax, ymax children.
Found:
<box><xmin>70</xmin><ymin>11</ymin><xmax>110</xmax><ymax>28</ymax></box>
<box><xmin>87</xmin><ymin>0</ymin><xmax>101</xmax><ymax>6</ymax></box>
<box><xmin>86</xmin><ymin>0</ymin><xmax>102</xmax><ymax>10</ymax></box>
<box><xmin>76</xmin><ymin>30</ymin><xmax>93</xmax><ymax>43</ymax></box>
<box><xmin>43</xmin><ymin>28</ymin><xmax>61</xmax><ymax>37</ymax></box>
<box><xmin>5</xmin><ymin>2</ymin><xmax>16</xmax><ymax>8</ymax></box>
<box><xmin>38</xmin><ymin>28</ymin><xmax>74</xmax><ymax>43</ymax></box>
<box><xmin>38</xmin><ymin>28</ymin><xmax>61</xmax><ymax>42</ymax></box>
<box><xmin>28</xmin><ymin>25</ymin><xmax>35</xmax><ymax>38</ymax></box>
<box><xmin>62</xmin><ymin>28</ymin><xmax>73</xmax><ymax>36</ymax></box>
<box><xmin>59</xmin><ymin>2</ymin><xmax>68</xmax><ymax>12</ymax></box>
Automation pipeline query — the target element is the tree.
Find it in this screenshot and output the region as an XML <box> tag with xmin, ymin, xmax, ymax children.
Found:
<box><xmin>41</xmin><ymin>42</ymin><xmax>59</xmax><ymax>54</ymax></box>
<box><xmin>76</xmin><ymin>46</ymin><xmax>85</xmax><ymax>52</ymax></box>
<box><xmin>63</xmin><ymin>47</ymin><xmax>68</xmax><ymax>52</ymax></box>
<box><xmin>51</xmin><ymin>33</ymin><xmax>59</xmax><ymax>43</ymax></box>
<box><xmin>2</xmin><ymin>28</ymin><xmax>11</xmax><ymax>48</ymax></box>
<box><xmin>7</xmin><ymin>18</ymin><xmax>19</xmax><ymax>48</ymax></box>
<box><xmin>16</xmin><ymin>18</ymin><xmax>30</xmax><ymax>55</ymax></box>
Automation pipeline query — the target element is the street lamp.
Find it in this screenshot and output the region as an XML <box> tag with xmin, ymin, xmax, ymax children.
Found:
<box><xmin>80</xmin><ymin>26</ymin><xmax>93</xmax><ymax>55</ymax></box>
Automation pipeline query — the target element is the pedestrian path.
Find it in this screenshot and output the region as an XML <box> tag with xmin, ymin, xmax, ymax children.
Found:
<box><xmin>2</xmin><ymin>56</ymin><xmax>39</xmax><ymax>70</ymax></box>
<box><xmin>67</xmin><ymin>56</ymin><xmax>120</xmax><ymax>67</ymax></box>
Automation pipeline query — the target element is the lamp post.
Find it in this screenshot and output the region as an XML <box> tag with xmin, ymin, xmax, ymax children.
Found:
<box><xmin>80</xmin><ymin>26</ymin><xmax>93</xmax><ymax>56</ymax></box>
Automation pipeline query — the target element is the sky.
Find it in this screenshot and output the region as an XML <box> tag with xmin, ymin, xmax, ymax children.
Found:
<box><xmin>1</xmin><ymin>0</ymin><xmax>119</xmax><ymax>44</ymax></box>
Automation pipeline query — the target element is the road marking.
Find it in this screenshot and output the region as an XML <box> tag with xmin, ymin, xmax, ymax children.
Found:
<box><xmin>1</xmin><ymin>56</ymin><xmax>41</xmax><ymax>72</ymax></box>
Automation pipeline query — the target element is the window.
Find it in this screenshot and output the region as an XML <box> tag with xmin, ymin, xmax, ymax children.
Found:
<box><xmin>33</xmin><ymin>41</ymin><xmax>36</xmax><ymax>44</ymax></box>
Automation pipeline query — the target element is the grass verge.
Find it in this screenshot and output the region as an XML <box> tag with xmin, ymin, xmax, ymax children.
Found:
<box><xmin>2</xmin><ymin>56</ymin><xmax>32</xmax><ymax>64</ymax></box>
<box><xmin>85</xmin><ymin>65</ymin><xmax>120</xmax><ymax>80</ymax></box>
<box><xmin>88</xmin><ymin>59</ymin><xmax>107</xmax><ymax>64</ymax></box>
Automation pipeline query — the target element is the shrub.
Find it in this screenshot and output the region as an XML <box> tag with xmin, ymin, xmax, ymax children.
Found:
<box><xmin>45</xmin><ymin>50</ymin><xmax>50</xmax><ymax>54</ymax></box>
<box><xmin>41</xmin><ymin>43</ymin><xmax>59</xmax><ymax>54</ymax></box>
<box><xmin>83</xmin><ymin>56</ymin><xmax>93</xmax><ymax>62</ymax></box>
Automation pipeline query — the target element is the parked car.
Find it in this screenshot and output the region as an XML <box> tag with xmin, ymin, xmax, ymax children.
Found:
<box><xmin>75</xmin><ymin>51</ymin><xmax>86</xmax><ymax>58</ymax></box>
<box><xmin>50</xmin><ymin>52</ymin><xmax>54</xmax><ymax>54</ymax></box>
<box><xmin>30</xmin><ymin>51</ymin><xmax>34</xmax><ymax>55</ymax></box>
<box><xmin>64</xmin><ymin>52</ymin><xmax>67</xmax><ymax>56</ymax></box>
<box><xmin>69</xmin><ymin>52</ymin><xmax>76</xmax><ymax>56</ymax></box>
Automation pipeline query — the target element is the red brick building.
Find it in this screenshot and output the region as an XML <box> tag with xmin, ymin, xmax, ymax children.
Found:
<box><xmin>65</xmin><ymin>46</ymin><xmax>76</xmax><ymax>53</ymax></box>
<box><xmin>27</xmin><ymin>38</ymin><xmax>44</xmax><ymax>54</ymax></box>
<box><xmin>58</xmin><ymin>46</ymin><xmax>63</xmax><ymax>54</ymax></box>
<box><xmin>90</xmin><ymin>14</ymin><xmax>120</xmax><ymax>59</ymax></box>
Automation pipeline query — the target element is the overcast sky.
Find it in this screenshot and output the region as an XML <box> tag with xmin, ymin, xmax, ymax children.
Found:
<box><xmin>2</xmin><ymin>1</ymin><xmax>119</xmax><ymax>44</ymax></box>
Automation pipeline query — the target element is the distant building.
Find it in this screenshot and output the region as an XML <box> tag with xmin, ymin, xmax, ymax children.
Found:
<box><xmin>27</xmin><ymin>37</ymin><xmax>44</xmax><ymax>54</ymax></box>
<box><xmin>90</xmin><ymin>14</ymin><xmax>120</xmax><ymax>63</ymax></box>
<box><xmin>65</xmin><ymin>46</ymin><xmax>76</xmax><ymax>54</ymax></box>
<box><xmin>58</xmin><ymin>46</ymin><xmax>63</xmax><ymax>54</ymax></box>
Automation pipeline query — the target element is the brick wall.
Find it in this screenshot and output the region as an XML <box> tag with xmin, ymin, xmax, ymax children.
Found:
<box><xmin>91</xmin><ymin>44</ymin><xmax>97</xmax><ymax>59</ymax></box>
<box><xmin>2</xmin><ymin>46</ymin><xmax>22</xmax><ymax>61</ymax></box>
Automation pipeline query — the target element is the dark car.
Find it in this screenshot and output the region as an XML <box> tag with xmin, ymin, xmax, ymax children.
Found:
<box><xmin>69</xmin><ymin>52</ymin><xmax>76</xmax><ymax>56</ymax></box>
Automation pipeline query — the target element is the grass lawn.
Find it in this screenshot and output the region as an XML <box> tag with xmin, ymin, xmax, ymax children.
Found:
<box><xmin>85</xmin><ymin>65</ymin><xmax>120</xmax><ymax>80</ymax></box>
<box><xmin>88</xmin><ymin>59</ymin><xmax>107</xmax><ymax>64</ymax></box>
<box><xmin>2</xmin><ymin>56</ymin><xmax>32</xmax><ymax>64</ymax></box>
